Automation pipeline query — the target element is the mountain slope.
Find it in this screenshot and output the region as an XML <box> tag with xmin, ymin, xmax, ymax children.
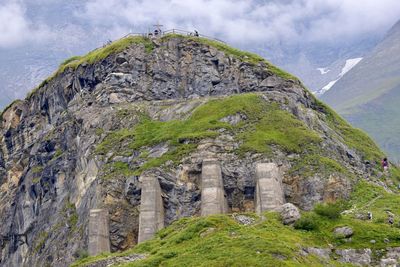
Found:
<box><xmin>322</xmin><ymin>20</ymin><xmax>400</xmax><ymax>160</ymax></box>
<box><xmin>1</xmin><ymin>35</ymin><xmax>399</xmax><ymax>267</ymax></box>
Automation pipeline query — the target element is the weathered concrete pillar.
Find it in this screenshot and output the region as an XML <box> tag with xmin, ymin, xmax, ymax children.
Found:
<box><xmin>138</xmin><ymin>174</ymin><xmax>164</xmax><ymax>243</ymax></box>
<box><xmin>255</xmin><ymin>163</ymin><xmax>285</xmax><ymax>214</ymax></box>
<box><xmin>88</xmin><ymin>209</ymin><xmax>110</xmax><ymax>256</ymax></box>
<box><xmin>201</xmin><ymin>159</ymin><xmax>228</xmax><ymax>216</ymax></box>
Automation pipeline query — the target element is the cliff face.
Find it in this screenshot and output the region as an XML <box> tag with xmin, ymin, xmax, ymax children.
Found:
<box><xmin>0</xmin><ymin>36</ymin><xmax>389</xmax><ymax>267</ymax></box>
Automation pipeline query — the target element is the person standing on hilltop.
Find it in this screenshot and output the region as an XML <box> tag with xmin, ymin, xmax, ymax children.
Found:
<box><xmin>382</xmin><ymin>157</ymin><xmax>389</xmax><ymax>173</ymax></box>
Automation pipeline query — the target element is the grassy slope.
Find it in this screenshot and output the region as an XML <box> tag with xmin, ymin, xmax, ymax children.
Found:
<box><xmin>344</xmin><ymin>85</ymin><xmax>400</xmax><ymax>161</ymax></box>
<box><xmin>313</xmin><ymin>99</ymin><xmax>385</xmax><ymax>163</ymax></box>
<box><xmin>97</xmin><ymin>93</ymin><xmax>398</xmax><ymax>182</ymax></box>
<box><xmin>72</xmin><ymin>180</ymin><xmax>400</xmax><ymax>267</ymax></box>
<box><xmin>96</xmin><ymin>94</ymin><xmax>322</xmax><ymax>177</ymax></box>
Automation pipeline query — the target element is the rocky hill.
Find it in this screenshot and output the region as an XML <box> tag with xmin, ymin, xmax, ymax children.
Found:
<box><xmin>1</xmin><ymin>35</ymin><xmax>400</xmax><ymax>267</ymax></box>
<box><xmin>322</xmin><ymin>19</ymin><xmax>400</xmax><ymax>161</ymax></box>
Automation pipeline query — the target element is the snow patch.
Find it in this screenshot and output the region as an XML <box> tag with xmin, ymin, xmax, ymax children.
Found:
<box><xmin>317</xmin><ymin>67</ymin><xmax>330</xmax><ymax>75</ymax></box>
<box><xmin>339</xmin><ymin>58</ymin><xmax>363</xmax><ymax>76</ymax></box>
<box><xmin>318</xmin><ymin>79</ymin><xmax>339</xmax><ymax>95</ymax></box>
<box><xmin>317</xmin><ymin>57</ymin><xmax>363</xmax><ymax>96</ymax></box>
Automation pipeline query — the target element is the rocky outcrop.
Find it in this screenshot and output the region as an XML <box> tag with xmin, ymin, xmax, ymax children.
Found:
<box><xmin>302</xmin><ymin>247</ymin><xmax>400</xmax><ymax>266</ymax></box>
<box><xmin>0</xmin><ymin>35</ymin><xmax>382</xmax><ymax>266</ymax></box>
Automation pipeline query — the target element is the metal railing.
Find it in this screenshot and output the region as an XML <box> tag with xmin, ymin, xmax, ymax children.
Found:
<box><xmin>120</xmin><ymin>28</ymin><xmax>225</xmax><ymax>44</ymax></box>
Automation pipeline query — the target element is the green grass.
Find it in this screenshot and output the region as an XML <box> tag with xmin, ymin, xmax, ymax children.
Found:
<box><xmin>289</xmin><ymin>154</ymin><xmax>351</xmax><ymax>177</ymax></box>
<box><xmin>101</xmin><ymin>161</ymin><xmax>137</xmax><ymax>179</ymax></box>
<box><xmin>31</xmin><ymin>165</ymin><xmax>44</xmax><ymax>174</ymax></box>
<box><xmin>52</xmin><ymin>148</ymin><xmax>63</xmax><ymax>160</ymax></box>
<box><xmin>349</xmin><ymin>180</ymin><xmax>400</xmax><ymax>222</ymax></box>
<box><xmin>96</xmin><ymin>94</ymin><xmax>321</xmax><ymax>176</ymax></box>
<box><xmin>314</xmin><ymin>201</ymin><xmax>348</xmax><ymax>220</ymax></box>
<box><xmin>71</xmin><ymin>179</ymin><xmax>400</xmax><ymax>267</ymax></box>
<box><xmin>58</xmin><ymin>36</ymin><xmax>154</xmax><ymax>72</ymax></box>
<box><xmin>237</xmin><ymin>107</ymin><xmax>321</xmax><ymax>155</ymax></box>
<box><xmin>72</xmin><ymin>201</ymin><xmax>400</xmax><ymax>267</ymax></box>
<box><xmin>63</xmin><ymin>202</ymin><xmax>79</xmax><ymax>231</ymax></box>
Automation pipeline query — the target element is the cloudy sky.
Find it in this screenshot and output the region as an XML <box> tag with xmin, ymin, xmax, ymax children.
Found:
<box><xmin>1</xmin><ymin>0</ymin><xmax>400</xmax><ymax>49</ymax></box>
<box><xmin>0</xmin><ymin>0</ymin><xmax>400</xmax><ymax>108</ymax></box>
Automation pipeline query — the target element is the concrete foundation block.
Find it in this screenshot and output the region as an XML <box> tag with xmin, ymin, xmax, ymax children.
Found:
<box><xmin>88</xmin><ymin>209</ymin><xmax>110</xmax><ymax>256</ymax></box>
<box><xmin>201</xmin><ymin>159</ymin><xmax>228</xmax><ymax>216</ymax></box>
<box><xmin>138</xmin><ymin>174</ymin><xmax>164</xmax><ymax>243</ymax></box>
<box><xmin>255</xmin><ymin>163</ymin><xmax>285</xmax><ymax>214</ymax></box>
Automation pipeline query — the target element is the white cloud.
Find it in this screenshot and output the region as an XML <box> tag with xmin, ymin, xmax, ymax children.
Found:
<box><xmin>0</xmin><ymin>1</ymin><xmax>52</xmax><ymax>48</ymax></box>
<box><xmin>78</xmin><ymin>0</ymin><xmax>400</xmax><ymax>45</ymax></box>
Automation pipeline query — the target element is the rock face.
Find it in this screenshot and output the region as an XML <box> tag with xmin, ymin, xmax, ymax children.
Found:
<box><xmin>0</xmin><ymin>35</ymin><xmax>383</xmax><ymax>266</ymax></box>
<box><xmin>335</xmin><ymin>248</ymin><xmax>372</xmax><ymax>266</ymax></box>
<box><xmin>279</xmin><ymin>203</ymin><xmax>301</xmax><ymax>225</ymax></box>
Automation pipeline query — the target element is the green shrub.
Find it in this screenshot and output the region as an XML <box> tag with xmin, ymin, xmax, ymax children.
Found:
<box><xmin>294</xmin><ymin>214</ymin><xmax>319</xmax><ymax>231</ymax></box>
<box><xmin>314</xmin><ymin>201</ymin><xmax>349</xmax><ymax>220</ymax></box>
<box><xmin>74</xmin><ymin>249</ymin><xmax>89</xmax><ymax>260</ymax></box>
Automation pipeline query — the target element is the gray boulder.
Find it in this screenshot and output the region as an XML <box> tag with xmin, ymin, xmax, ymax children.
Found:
<box><xmin>280</xmin><ymin>203</ymin><xmax>301</xmax><ymax>225</ymax></box>
<box><xmin>333</xmin><ymin>226</ymin><xmax>354</xmax><ymax>238</ymax></box>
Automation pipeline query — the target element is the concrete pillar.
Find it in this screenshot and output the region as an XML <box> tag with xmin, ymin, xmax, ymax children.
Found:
<box><xmin>201</xmin><ymin>159</ymin><xmax>228</xmax><ymax>216</ymax></box>
<box><xmin>255</xmin><ymin>163</ymin><xmax>285</xmax><ymax>214</ymax></box>
<box><xmin>138</xmin><ymin>174</ymin><xmax>164</xmax><ymax>243</ymax></box>
<box><xmin>88</xmin><ymin>209</ymin><xmax>110</xmax><ymax>256</ymax></box>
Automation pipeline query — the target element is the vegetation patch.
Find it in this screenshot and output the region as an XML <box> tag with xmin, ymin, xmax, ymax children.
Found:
<box><xmin>33</xmin><ymin>231</ymin><xmax>49</xmax><ymax>253</ymax></box>
<box><xmin>72</xmin><ymin>203</ymin><xmax>400</xmax><ymax>267</ymax></box>
<box><xmin>349</xmin><ymin>180</ymin><xmax>400</xmax><ymax>222</ymax></box>
<box><xmin>61</xmin><ymin>201</ymin><xmax>79</xmax><ymax>232</ymax></box>
<box><xmin>96</xmin><ymin>94</ymin><xmax>321</xmax><ymax>176</ymax></box>
<box><xmin>101</xmin><ymin>161</ymin><xmax>136</xmax><ymax>179</ymax></box>
<box><xmin>294</xmin><ymin>213</ymin><xmax>319</xmax><ymax>231</ymax></box>
<box><xmin>58</xmin><ymin>36</ymin><xmax>154</xmax><ymax>72</ymax></box>
<box><xmin>314</xmin><ymin>201</ymin><xmax>349</xmax><ymax>220</ymax></box>
<box><xmin>53</xmin><ymin>148</ymin><xmax>63</xmax><ymax>160</ymax></box>
<box><xmin>289</xmin><ymin>154</ymin><xmax>351</xmax><ymax>178</ymax></box>
<box><xmin>31</xmin><ymin>165</ymin><xmax>44</xmax><ymax>174</ymax></box>
<box><xmin>237</xmin><ymin>107</ymin><xmax>321</xmax><ymax>155</ymax></box>
<box><xmin>314</xmin><ymin>99</ymin><xmax>384</xmax><ymax>163</ymax></box>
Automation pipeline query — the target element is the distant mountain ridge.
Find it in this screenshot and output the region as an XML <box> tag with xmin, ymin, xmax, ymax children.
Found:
<box><xmin>322</xmin><ymin>19</ymin><xmax>400</xmax><ymax>160</ymax></box>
